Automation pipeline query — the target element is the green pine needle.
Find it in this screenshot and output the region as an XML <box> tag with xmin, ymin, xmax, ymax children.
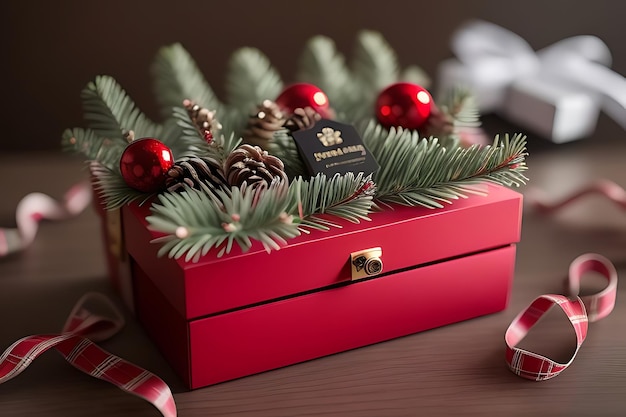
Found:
<box><xmin>350</xmin><ymin>31</ymin><xmax>399</xmax><ymax>106</ymax></box>
<box><xmin>440</xmin><ymin>87</ymin><xmax>482</xmax><ymax>130</ymax></box>
<box><xmin>146</xmin><ymin>172</ymin><xmax>376</xmax><ymax>261</ymax></box>
<box><xmin>151</xmin><ymin>43</ymin><xmax>223</xmax><ymax>119</ymax></box>
<box><xmin>147</xmin><ymin>184</ymin><xmax>300</xmax><ymax>261</ymax></box>
<box><xmin>90</xmin><ymin>161</ymin><xmax>153</xmax><ymax>209</ymax></box>
<box><xmin>297</xmin><ymin>35</ymin><xmax>354</xmax><ymax>113</ymax></box>
<box><xmin>62</xmin><ymin>127</ymin><xmax>126</xmax><ymax>170</ymax></box>
<box><xmin>226</xmin><ymin>47</ymin><xmax>283</xmax><ymax>112</ymax></box>
<box><xmin>63</xmin><ymin>31</ymin><xmax>531</xmax><ymax>262</ymax></box>
<box><xmin>399</xmin><ymin>65</ymin><xmax>431</xmax><ymax>89</ymax></box>
<box><xmin>81</xmin><ymin>75</ymin><xmax>161</xmax><ymax>140</ymax></box>
<box><xmin>267</xmin><ymin>129</ymin><xmax>307</xmax><ymax>179</ymax></box>
<box><xmin>360</xmin><ymin>120</ymin><xmax>528</xmax><ymax>208</ymax></box>
<box><xmin>287</xmin><ymin>172</ymin><xmax>375</xmax><ymax>230</ymax></box>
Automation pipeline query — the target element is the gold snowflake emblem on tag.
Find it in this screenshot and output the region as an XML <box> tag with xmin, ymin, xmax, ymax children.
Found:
<box><xmin>317</xmin><ymin>127</ymin><xmax>343</xmax><ymax>147</ymax></box>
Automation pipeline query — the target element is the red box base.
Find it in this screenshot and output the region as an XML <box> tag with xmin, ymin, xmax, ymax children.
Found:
<box><xmin>105</xmin><ymin>184</ymin><xmax>522</xmax><ymax>389</ymax></box>
<box><xmin>134</xmin><ymin>245</ymin><xmax>516</xmax><ymax>389</ymax></box>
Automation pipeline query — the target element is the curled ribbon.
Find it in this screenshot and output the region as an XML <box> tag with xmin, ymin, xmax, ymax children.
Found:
<box><xmin>442</xmin><ymin>19</ymin><xmax>626</xmax><ymax>129</ymax></box>
<box><xmin>0</xmin><ymin>292</ymin><xmax>177</xmax><ymax>416</ymax></box>
<box><xmin>0</xmin><ymin>181</ymin><xmax>92</xmax><ymax>257</ymax></box>
<box><xmin>525</xmin><ymin>179</ymin><xmax>626</xmax><ymax>214</ymax></box>
<box><xmin>505</xmin><ymin>253</ymin><xmax>618</xmax><ymax>381</ymax></box>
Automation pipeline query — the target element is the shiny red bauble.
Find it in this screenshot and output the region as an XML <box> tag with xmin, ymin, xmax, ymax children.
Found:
<box><xmin>119</xmin><ymin>138</ymin><xmax>174</xmax><ymax>193</ymax></box>
<box><xmin>275</xmin><ymin>83</ymin><xmax>332</xmax><ymax>118</ymax></box>
<box><xmin>375</xmin><ymin>82</ymin><xmax>433</xmax><ymax>130</ymax></box>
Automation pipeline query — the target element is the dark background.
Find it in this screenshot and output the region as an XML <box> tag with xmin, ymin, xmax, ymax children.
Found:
<box><xmin>2</xmin><ymin>0</ymin><xmax>625</xmax><ymax>152</ymax></box>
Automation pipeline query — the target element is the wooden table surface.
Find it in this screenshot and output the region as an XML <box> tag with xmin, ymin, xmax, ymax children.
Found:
<box><xmin>1</xmin><ymin>118</ymin><xmax>626</xmax><ymax>416</ymax></box>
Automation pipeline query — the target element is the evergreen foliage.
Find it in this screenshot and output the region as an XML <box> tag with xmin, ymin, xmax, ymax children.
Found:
<box><xmin>81</xmin><ymin>75</ymin><xmax>162</xmax><ymax>141</ymax></box>
<box><xmin>148</xmin><ymin>184</ymin><xmax>300</xmax><ymax>261</ymax></box>
<box><xmin>151</xmin><ymin>43</ymin><xmax>222</xmax><ymax>119</ymax></box>
<box><xmin>63</xmin><ymin>30</ymin><xmax>529</xmax><ymax>262</ymax></box>
<box><xmin>297</xmin><ymin>36</ymin><xmax>354</xmax><ymax>114</ymax></box>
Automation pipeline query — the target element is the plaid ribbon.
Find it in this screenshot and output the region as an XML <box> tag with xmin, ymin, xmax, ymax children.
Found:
<box><xmin>505</xmin><ymin>253</ymin><xmax>618</xmax><ymax>381</ymax></box>
<box><xmin>0</xmin><ymin>181</ymin><xmax>92</xmax><ymax>257</ymax></box>
<box><xmin>0</xmin><ymin>292</ymin><xmax>177</xmax><ymax>417</ymax></box>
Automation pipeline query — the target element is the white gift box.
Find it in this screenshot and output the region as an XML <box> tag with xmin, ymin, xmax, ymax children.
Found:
<box><xmin>502</xmin><ymin>76</ymin><xmax>600</xmax><ymax>144</ymax></box>
<box><xmin>437</xmin><ymin>20</ymin><xmax>626</xmax><ymax>143</ymax></box>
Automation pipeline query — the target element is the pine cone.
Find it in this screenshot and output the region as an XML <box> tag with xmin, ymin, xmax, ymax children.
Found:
<box><xmin>224</xmin><ymin>144</ymin><xmax>288</xmax><ymax>190</ymax></box>
<box><xmin>242</xmin><ymin>100</ymin><xmax>286</xmax><ymax>150</ymax></box>
<box><xmin>284</xmin><ymin>107</ymin><xmax>322</xmax><ymax>131</ymax></box>
<box><xmin>165</xmin><ymin>156</ymin><xmax>227</xmax><ymax>193</ymax></box>
<box><xmin>421</xmin><ymin>103</ymin><xmax>454</xmax><ymax>139</ymax></box>
<box><xmin>183</xmin><ymin>99</ymin><xmax>222</xmax><ymax>141</ymax></box>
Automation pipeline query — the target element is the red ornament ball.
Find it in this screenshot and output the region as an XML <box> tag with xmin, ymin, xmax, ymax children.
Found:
<box><xmin>275</xmin><ymin>83</ymin><xmax>332</xmax><ymax>118</ymax></box>
<box><xmin>119</xmin><ymin>138</ymin><xmax>174</xmax><ymax>193</ymax></box>
<box><xmin>375</xmin><ymin>82</ymin><xmax>433</xmax><ymax>130</ymax></box>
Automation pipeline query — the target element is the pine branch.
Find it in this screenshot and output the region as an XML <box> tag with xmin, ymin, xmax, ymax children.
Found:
<box><xmin>360</xmin><ymin>121</ymin><xmax>528</xmax><ymax>208</ymax></box>
<box><xmin>226</xmin><ymin>47</ymin><xmax>284</xmax><ymax>112</ymax></box>
<box><xmin>207</xmin><ymin>130</ymin><xmax>242</xmax><ymax>164</ymax></box>
<box><xmin>147</xmin><ymin>184</ymin><xmax>300</xmax><ymax>261</ymax></box>
<box><xmin>168</xmin><ymin>106</ymin><xmax>211</xmax><ymax>158</ymax></box>
<box><xmin>151</xmin><ymin>43</ymin><xmax>222</xmax><ymax>119</ymax></box>
<box><xmin>81</xmin><ymin>75</ymin><xmax>162</xmax><ymax>140</ymax></box>
<box><xmin>287</xmin><ymin>172</ymin><xmax>376</xmax><ymax>230</ymax></box>
<box><xmin>90</xmin><ymin>161</ymin><xmax>153</xmax><ymax>209</ymax></box>
<box><xmin>267</xmin><ymin>129</ymin><xmax>307</xmax><ymax>179</ymax></box>
<box><xmin>399</xmin><ymin>65</ymin><xmax>431</xmax><ymax>88</ymax></box>
<box><xmin>439</xmin><ymin>87</ymin><xmax>482</xmax><ymax>130</ymax></box>
<box><xmin>62</xmin><ymin>127</ymin><xmax>126</xmax><ymax>170</ymax></box>
<box><xmin>297</xmin><ymin>35</ymin><xmax>354</xmax><ymax>114</ymax></box>
<box><xmin>350</xmin><ymin>30</ymin><xmax>399</xmax><ymax>115</ymax></box>
<box><xmin>145</xmin><ymin>170</ymin><xmax>376</xmax><ymax>261</ymax></box>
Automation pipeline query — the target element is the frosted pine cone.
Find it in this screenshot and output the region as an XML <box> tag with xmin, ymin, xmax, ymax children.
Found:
<box><xmin>224</xmin><ymin>144</ymin><xmax>288</xmax><ymax>190</ymax></box>
<box><xmin>242</xmin><ymin>100</ymin><xmax>286</xmax><ymax>150</ymax></box>
<box><xmin>284</xmin><ymin>107</ymin><xmax>322</xmax><ymax>131</ymax></box>
<box><xmin>183</xmin><ymin>99</ymin><xmax>222</xmax><ymax>141</ymax></box>
<box><xmin>165</xmin><ymin>156</ymin><xmax>227</xmax><ymax>193</ymax></box>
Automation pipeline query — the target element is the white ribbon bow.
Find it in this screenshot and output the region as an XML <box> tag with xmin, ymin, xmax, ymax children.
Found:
<box><xmin>445</xmin><ymin>19</ymin><xmax>626</xmax><ymax>130</ymax></box>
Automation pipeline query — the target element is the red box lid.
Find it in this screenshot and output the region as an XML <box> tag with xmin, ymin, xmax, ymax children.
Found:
<box><xmin>123</xmin><ymin>184</ymin><xmax>522</xmax><ymax>319</ymax></box>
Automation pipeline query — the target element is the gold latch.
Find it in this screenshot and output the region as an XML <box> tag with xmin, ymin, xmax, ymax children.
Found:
<box><xmin>350</xmin><ymin>247</ymin><xmax>383</xmax><ymax>281</ymax></box>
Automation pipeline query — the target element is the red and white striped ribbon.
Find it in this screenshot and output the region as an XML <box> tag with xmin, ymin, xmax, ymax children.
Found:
<box><xmin>505</xmin><ymin>253</ymin><xmax>618</xmax><ymax>381</ymax></box>
<box><xmin>0</xmin><ymin>292</ymin><xmax>177</xmax><ymax>417</ymax></box>
<box><xmin>525</xmin><ymin>178</ymin><xmax>626</xmax><ymax>214</ymax></box>
<box><xmin>0</xmin><ymin>181</ymin><xmax>92</xmax><ymax>257</ymax></box>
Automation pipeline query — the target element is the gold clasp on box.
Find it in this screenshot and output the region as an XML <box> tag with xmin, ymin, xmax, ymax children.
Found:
<box><xmin>350</xmin><ymin>247</ymin><xmax>383</xmax><ymax>281</ymax></box>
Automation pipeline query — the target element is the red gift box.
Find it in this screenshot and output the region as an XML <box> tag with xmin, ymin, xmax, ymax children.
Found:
<box><xmin>97</xmin><ymin>183</ymin><xmax>522</xmax><ymax>389</ymax></box>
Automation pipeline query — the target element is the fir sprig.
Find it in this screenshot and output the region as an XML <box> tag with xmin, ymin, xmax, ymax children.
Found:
<box><xmin>361</xmin><ymin>121</ymin><xmax>528</xmax><ymax>208</ymax></box>
<box><xmin>146</xmin><ymin>171</ymin><xmax>376</xmax><ymax>261</ymax></box>
<box><xmin>441</xmin><ymin>87</ymin><xmax>482</xmax><ymax>131</ymax></box>
<box><xmin>267</xmin><ymin>128</ymin><xmax>307</xmax><ymax>179</ymax></box>
<box><xmin>90</xmin><ymin>162</ymin><xmax>153</xmax><ymax>209</ymax></box>
<box><xmin>297</xmin><ymin>35</ymin><xmax>354</xmax><ymax>114</ymax></box>
<box><xmin>151</xmin><ymin>43</ymin><xmax>222</xmax><ymax>119</ymax></box>
<box><xmin>226</xmin><ymin>47</ymin><xmax>283</xmax><ymax>112</ymax></box>
<box><xmin>349</xmin><ymin>31</ymin><xmax>400</xmax><ymax>118</ymax></box>
<box><xmin>81</xmin><ymin>75</ymin><xmax>161</xmax><ymax>140</ymax></box>
<box><xmin>287</xmin><ymin>172</ymin><xmax>375</xmax><ymax>230</ymax></box>
<box><xmin>63</xmin><ymin>31</ymin><xmax>530</xmax><ymax>263</ymax></box>
<box><xmin>62</xmin><ymin>127</ymin><xmax>126</xmax><ymax>170</ymax></box>
<box><xmin>147</xmin><ymin>183</ymin><xmax>300</xmax><ymax>261</ymax></box>
<box><xmin>168</xmin><ymin>106</ymin><xmax>241</xmax><ymax>160</ymax></box>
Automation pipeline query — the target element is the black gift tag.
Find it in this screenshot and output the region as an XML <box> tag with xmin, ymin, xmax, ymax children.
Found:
<box><xmin>291</xmin><ymin>119</ymin><xmax>379</xmax><ymax>178</ymax></box>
